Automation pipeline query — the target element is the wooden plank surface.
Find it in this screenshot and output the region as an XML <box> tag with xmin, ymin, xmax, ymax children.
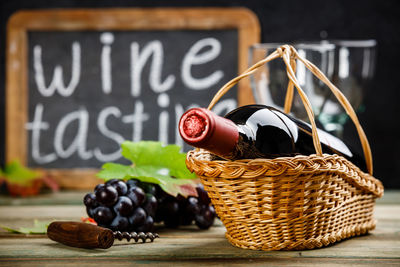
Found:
<box><xmin>0</xmin><ymin>192</ymin><xmax>399</xmax><ymax>266</ymax></box>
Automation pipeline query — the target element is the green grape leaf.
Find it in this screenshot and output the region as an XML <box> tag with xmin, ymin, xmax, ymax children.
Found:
<box><xmin>2</xmin><ymin>161</ymin><xmax>41</xmax><ymax>186</ymax></box>
<box><xmin>0</xmin><ymin>225</ymin><xmax>21</xmax><ymax>234</ymax></box>
<box><xmin>96</xmin><ymin>163</ymin><xmax>137</xmax><ymax>180</ymax></box>
<box><xmin>121</xmin><ymin>141</ymin><xmax>196</xmax><ymax>179</ymax></box>
<box><xmin>97</xmin><ymin>141</ymin><xmax>198</xmax><ymax>197</ymax></box>
<box><xmin>0</xmin><ymin>220</ymin><xmax>51</xmax><ymax>234</ymax></box>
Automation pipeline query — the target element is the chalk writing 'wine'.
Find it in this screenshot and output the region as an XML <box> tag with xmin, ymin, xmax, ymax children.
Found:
<box><xmin>34</xmin><ymin>34</ymin><xmax>224</xmax><ymax>98</ymax></box>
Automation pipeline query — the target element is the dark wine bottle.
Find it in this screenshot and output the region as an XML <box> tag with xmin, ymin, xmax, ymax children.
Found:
<box><xmin>179</xmin><ymin>104</ymin><xmax>367</xmax><ymax>172</ymax></box>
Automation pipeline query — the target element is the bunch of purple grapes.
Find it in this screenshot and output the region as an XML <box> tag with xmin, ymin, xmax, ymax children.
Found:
<box><xmin>84</xmin><ymin>179</ymin><xmax>216</xmax><ymax>232</ymax></box>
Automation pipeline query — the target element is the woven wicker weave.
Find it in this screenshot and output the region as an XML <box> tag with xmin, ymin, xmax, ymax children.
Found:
<box><xmin>185</xmin><ymin>45</ymin><xmax>384</xmax><ymax>251</ymax></box>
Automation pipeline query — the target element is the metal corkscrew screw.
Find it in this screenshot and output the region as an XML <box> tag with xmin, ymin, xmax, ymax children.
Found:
<box><xmin>47</xmin><ymin>221</ymin><xmax>159</xmax><ymax>249</ymax></box>
<box><xmin>113</xmin><ymin>231</ymin><xmax>159</xmax><ymax>243</ymax></box>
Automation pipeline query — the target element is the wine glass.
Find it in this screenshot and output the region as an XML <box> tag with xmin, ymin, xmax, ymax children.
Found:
<box><xmin>316</xmin><ymin>40</ymin><xmax>376</xmax><ymax>137</ymax></box>
<box><xmin>249</xmin><ymin>42</ymin><xmax>335</xmax><ymax>121</ymax></box>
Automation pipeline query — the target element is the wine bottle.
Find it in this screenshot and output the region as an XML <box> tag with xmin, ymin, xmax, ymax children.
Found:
<box><xmin>179</xmin><ymin>104</ymin><xmax>367</xmax><ymax>172</ymax></box>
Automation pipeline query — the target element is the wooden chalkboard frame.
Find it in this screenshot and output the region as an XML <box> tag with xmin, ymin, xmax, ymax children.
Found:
<box><xmin>6</xmin><ymin>8</ymin><xmax>260</xmax><ymax>188</ymax></box>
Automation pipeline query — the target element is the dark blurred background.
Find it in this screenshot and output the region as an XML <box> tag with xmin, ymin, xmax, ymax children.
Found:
<box><xmin>1</xmin><ymin>0</ymin><xmax>399</xmax><ymax>188</ymax></box>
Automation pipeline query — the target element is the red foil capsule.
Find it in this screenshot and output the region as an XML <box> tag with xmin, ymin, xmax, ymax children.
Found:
<box><xmin>179</xmin><ymin>108</ymin><xmax>239</xmax><ymax>157</ymax></box>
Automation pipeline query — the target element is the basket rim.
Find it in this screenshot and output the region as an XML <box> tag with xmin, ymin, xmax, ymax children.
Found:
<box><xmin>186</xmin><ymin>149</ymin><xmax>384</xmax><ymax>198</ymax></box>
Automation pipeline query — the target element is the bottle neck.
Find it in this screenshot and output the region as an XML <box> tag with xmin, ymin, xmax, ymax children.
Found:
<box><xmin>179</xmin><ymin>108</ymin><xmax>239</xmax><ymax>157</ymax></box>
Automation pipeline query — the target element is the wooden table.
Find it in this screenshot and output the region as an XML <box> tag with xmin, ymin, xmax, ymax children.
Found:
<box><xmin>0</xmin><ymin>191</ymin><xmax>399</xmax><ymax>266</ymax></box>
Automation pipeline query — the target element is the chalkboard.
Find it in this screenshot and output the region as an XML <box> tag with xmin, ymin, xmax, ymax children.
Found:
<box><xmin>6</xmin><ymin>8</ymin><xmax>260</xmax><ymax>188</ymax></box>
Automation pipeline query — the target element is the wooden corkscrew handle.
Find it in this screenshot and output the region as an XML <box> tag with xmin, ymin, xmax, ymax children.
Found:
<box><xmin>47</xmin><ymin>221</ymin><xmax>114</xmax><ymax>249</ymax></box>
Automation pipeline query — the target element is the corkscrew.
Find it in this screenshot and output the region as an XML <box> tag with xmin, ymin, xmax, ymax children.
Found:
<box><xmin>47</xmin><ymin>221</ymin><xmax>159</xmax><ymax>249</ymax></box>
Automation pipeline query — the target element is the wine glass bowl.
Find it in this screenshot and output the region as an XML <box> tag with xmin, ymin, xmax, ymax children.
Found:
<box><xmin>249</xmin><ymin>41</ymin><xmax>376</xmax><ymax>137</ymax></box>
<box><xmin>317</xmin><ymin>40</ymin><xmax>376</xmax><ymax>135</ymax></box>
<box><xmin>249</xmin><ymin>42</ymin><xmax>335</xmax><ymax>121</ymax></box>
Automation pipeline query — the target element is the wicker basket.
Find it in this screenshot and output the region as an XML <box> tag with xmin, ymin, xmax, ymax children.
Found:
<box><xmin>185</xmin><ymin>45</ymin><xmax>384</xmax><ymax>251</ymax></box>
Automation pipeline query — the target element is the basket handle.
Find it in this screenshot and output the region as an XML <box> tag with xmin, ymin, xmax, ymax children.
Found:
<box><xmin>207</xmin><ymin>45</ymin><xmax>373</xmax><ymax>175</ymax></box>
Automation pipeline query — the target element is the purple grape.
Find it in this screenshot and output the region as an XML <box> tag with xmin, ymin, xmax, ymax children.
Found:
<box><xmin>135</xmin><ymin>216</ymin><xmax>154</xmax><ymax>232</ymax></box>
<box><xmin>126</xmin><ymin>186</ymin><xmax>145</xmax><ymax>207</ymax></box>
<box><xmin>126</xmin><ymin>179</ymin><xmax>139</xmax><ymax>188</ymax></box>
<box><xmin>86</xmin><ymin>206</ymin><xmax>96</xmax><ymax>218</ymax></box>
<box><xmin>164</xmin><ymin>200</ymin><xmax>179</xmax><ymax>215</ymax></box>
<box><xmin>154</xmin><ymin>197</ymin><xmax>168</xmax><ymax>223</ymax></box>
<box><xmin>107</xmin><ymin>180</ymin><xmax>128</xmax><ymax>196</ymax></box>
<box><xmin>105</xmin><ymin>179</ymin><xmax>119</xmax><ymax>185</ymax></box>
<box><xmin>94</xmin><ymin>183</ymin><xmax>104</xmax><ymax>192</ymax></box>
<box><xmin>110</xmin><ymin>215</ymin><xmax>129</xmax><ymax>232</ymax></box>
<box><xmin>155</xmin><ymin>185</ymin><xmax>169</xmax><ymax>204</ymax></box>
<box><xmin>142</xmin><ymin>194</ymin><xmax>158</xmax><ymax>218</ymax></box>
<box><xmin>95</xmin><ymin>185</ymin><xmax>119</xmax><ymax>206</ymax></box>
<box><xmin>163</xmin><ymin>201</ymin><xmax>180</xmax><ymax>228</ymax></box>
<box><xmin>176</xmin><ymin>194</ymin><xmax>187</xmax><ymax>203</ymax></box>
<box><xmin>208</xmin><ymin>205</ymin><xmax>215</xmax><ymax>215</ymax></box>
<box><xmin>83</xmin><ymin>193</ymin><xmax>98</xmax><ymax>208</ymax></box>
<box><xmin>186</xmin><ymin>197</ymin><xmax>200</xmax><ymax>214</ymax></box>
<box><xmin>180</xmin><ymin>213</ymin><xmax>194</xmax><ymax>226</ymax></box>
<box><xmin>196</xmin><ymin>185</ymin><xmax>211</xmax><ymax>205</ymax></box>
<box><xmin>93</xmin><ymin>206</ymin><xmax>115</xmax><ymax>225</ymax></box>
<box><xmin>113</xmin><ymin>196</ymin><xmax>134</xmax><ymax>217</ymax></box>
<box><xmin>128</xmin><ymin>207</ymin><xmax>146</xmax><ymax>227</ymax></box>
<box><xmin>195</xmin><ymin>205</ymin><xmax>215</xmax><ymax>229</ymax></box>
<box><xmin>158</xmin><ymin>199</ymin><xmax>179</xmax><ymax>226</ymax></box>
<box><xmin>97</xmin><ymin>223</ymin><xmax>108</xmax><ymax>228</ymax></box>
<box><xmin>140</xmin><ymin>182</ymin><xmax>157</xmax><ymax>195</ymax></box>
